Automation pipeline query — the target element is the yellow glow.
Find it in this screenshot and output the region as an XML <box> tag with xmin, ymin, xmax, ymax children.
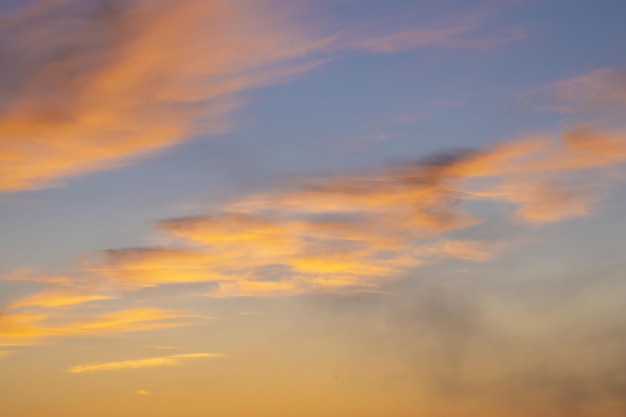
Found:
<box><xmin>0</xmin><ymin>308</ymin><xmax>196</xmax><ymax>346</ymax></box>
<box><xmin>9</xmin><ymin>288</ymin><xmax>113</xmax><ymax>309</ymax></box>
<box><xmin>69</xmin><ymin>353</ymin><xmax>227</xmax><ymax>374</ymax></box>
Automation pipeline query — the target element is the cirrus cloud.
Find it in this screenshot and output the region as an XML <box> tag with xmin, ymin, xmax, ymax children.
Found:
<box><xmin>524</xmin><ymin>67</ymin><xmax>626</xmax><ymax>113</ymax></box>
<box><xmin>69</xmin><ymin>352</ymin><xmax>228</xmax><ymax>374</ymax></box>
<box><xmin>0</xmin><ymin>0</ymin><xmax>527</xmax><ymax>192</ymax></box>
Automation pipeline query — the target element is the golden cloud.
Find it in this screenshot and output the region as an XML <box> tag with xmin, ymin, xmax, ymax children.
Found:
<box><xmin>0</xmin><ymin>308</ymin><xmax>196</xmax><ymax>346</ymax></box>
<box><xmin>0</xmin><ymin>0</ymin><xmax>330</xmax><ymax>191</ymax></box>
<box><xmin>8</xmin><ymin>287</ymin><xmax>113</xmax><ymax>309</ymax></box>
<box><xmin>69</xmin><ymin>352</ymin><xmax>227</xmax><ymax>374</ymax></box>
<box><xmin>0</xmin><ymin>0</ymin><xmax>525</xmax><ymax>192</ymax></box>
<box><xmin>87</xmin><ymin>127</ymin><xmax>625</xmax><ymax>295</ymax></box>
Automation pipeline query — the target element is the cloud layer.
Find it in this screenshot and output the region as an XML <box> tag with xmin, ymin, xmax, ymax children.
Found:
<box><xmin>87</xmin><ymin>127</ymin><xmax>626</xmax><ymax>296</ymax></box>
<box><xmin>0</xmin><ymin>0</ymin><xmax>327</xmax><ymax>191</ymax></box>
<box><xmin>0</xmin><ymin>0</ymin><xmax>524</xmax><ymax>192</ymax></box>
<box><xmin>4</xmin><ymin>125</ymin><xmax>624</xmax><ymax>321</ymax></box>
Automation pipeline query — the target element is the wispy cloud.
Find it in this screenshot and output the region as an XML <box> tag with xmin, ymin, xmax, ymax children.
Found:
<box><xmin>349</xmin><ymin>25</ymin><xmax>527</xmax><ymax>54</ymax></box>
<box><xmin>79</xmin><ymin>126</ymin><xmax>626</xmax><ymax>296</ymax></box>
<box><xmin>3</xmin><ymin>127</ymin><xmax>624</xmax><ymax>341</ymax></box>
<box><xmin>69</xmin><ymin>352</ymin><xmax>228</xmax><ymax>374</ymax></box>
<box><xmin>0</xmin><ymin>308</ymin><xmax>196</xmax><ymax>347</ymax></box>
<box><xmin>0</xmin><ymin>0</ymin><xmax>330</xmax><ymax>191</ymax></box>
<box><xmin>524</xmin><ymin>67</ymin><xmax>626</xmax><ymax>113</ymax></box>
<box><xmin>0</xmin><ymin>0</ymin><xmax>526</xmax><ymax>192</ymax></box>
<box><xmin>8</xmin><ymin>287</ymin><xmax>113</xmax><ymax>309</ymax></box>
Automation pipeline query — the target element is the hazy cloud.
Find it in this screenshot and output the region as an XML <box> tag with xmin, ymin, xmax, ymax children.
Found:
<box><xmin>524</xmin><ymin>68</ymin><xmax>626</xmax><ymax>113</ymax></box>
<box><xmin>314</xmin><ymin>264</ymin><xmax>626</xmax><ymax>417</ymax></box>
<box><xmin>350</xmin><ymin>25</ymin><xmax>527</xmax><ymax>54</ymax></box>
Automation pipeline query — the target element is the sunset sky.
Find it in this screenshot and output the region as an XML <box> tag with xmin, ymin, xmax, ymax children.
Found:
<box><xmin>1</xmin><ymin>1</ymin><xmax>626</xmax><ymax>416</ymax></box>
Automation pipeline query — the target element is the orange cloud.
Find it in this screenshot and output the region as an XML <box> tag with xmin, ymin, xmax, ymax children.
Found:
<box><xmin>0</xmin><ymin>0</ymin><xmax>331</xmax><ymax>191</ymax></box>
<box><xmin>6</xmin><ymin>125</ymin><xmax>623</xmax><ymax>298</ymax></box>
<box><xmin>84</xmin><ymin>127</ymin><xmax>625</xmax><ymax>295</ymax></box>
<box><xmin>99</xmin><ymin>210</ymin><xmax>472</xmax><ymax>293</ymax></box>
<box><xmin>0</xmin><ymin>308</ymin><xmax>195</xmax><ymax>346</ymax></box>
<box><xmin>0</xmin><ymin>0</ymin><xmax>526</xmax><ymax>192</ymax></box>
<box><xmin>455</xmin><ymin>128</ymin><xmax>626</xmax><ymax>222</ymax></box>
<box><xmin>68</xmin><ymin>352</ymin><xmax>227</xmax><ymax>374</ymax></box>
<box><xmin>8</xmin><ymin>287</ymin><xmax>113</xmax><ymax>309</ymax></box>
<box><xmin>92</xmin><ymin>248</ymin><xmax>228</xmax><ymax>286</ymax></box>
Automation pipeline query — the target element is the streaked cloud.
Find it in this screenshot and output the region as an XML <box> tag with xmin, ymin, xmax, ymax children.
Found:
<box><xmin>524</xmin><ymin>67</ymin><xmax>626</xmax><ymax>113</ymax></box>
<box><xmin>8</xmin><ymin>287</ymin><xmax>113</xmax><ymax>309</ymax></box>
<box><xmin>3</xmin><ymin>270</ymin><xmax>73</xmax><ymax>284</ymax></box>
<box><xmin>69</xmin><ymin>352</ymin><xmax>227</xmax><ymax>374</ymax></box>
<box><xmin>3</xmin><ymin>128</ymin><xmax>623</xmax><ymax>300</ymax></box>
<box><xmin>0</xmin><ymin>0</ymin><xmax>526</xmax><ymax>192</ymax></box>
<box><xmin>0</xmin><ymin>0</ymin><xmax>328</xmax><ymax>191</ymax></box>
<box><xmin>349</xmin><ymin>25</ymin><xmax>527</xmax><ymax>54</ymax></box>
<box><xmin>93</xmin><ymin>248</ymin><xmax>225</xmax><ymax>286</ymax></box>
<box><xmin>0</xmin><ymin>308</ymin><xmax>196</xmax><ymax>347</ymax></box>
<box><xmin>82</xmin><ymin>127</ymin><xmax>626</xmax><ymax>296</ymax></box>
<box><xmin>136</xmin><ymin>390</ymin><xmax>151</xmax><ymax>396</ymax></box>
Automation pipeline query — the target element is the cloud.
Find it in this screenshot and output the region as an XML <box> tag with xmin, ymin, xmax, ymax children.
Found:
<box><xmin>524</xmin><ymin>68</ymin><xmax>626</xmax><ymax>113</ymax></box>
<box><xmin>420</xmin><ymin>240</ymin><xmax>496</xmax><ymax>262</ymax></box>
<box><xmin>228</xmin><ymin>127</ymin><xmax>626</xmax><ymax>224</ymax></box>
<box><xmin>8</xmin><ymin>287</ymin><xmax>113</xmax><ymax>309</ymax></box>
<box><xmin>0</xmin><ymin>0</ymin><xmax>331</xmax><ymax>191</ymax></box>
<box><xmin>0</xmin><ymin>308</ymin><xmax>196</xmax><ymax>346</ymax></box>
<box><xmin>96</xmin><ymin>212</ymin><xmax>485</xmax><ymax>294</ymax></box>
<box><xmin>0</xmin><ymin>126</ymin><xmax>622</xmax><ymax>347</ymax></box>
<box><xmin>0</xmin><ymin>0</ymin><xmax>526</xmax><ymax>192</ymax></box>
<box><xmin>349</xmin><ymin>25</ymin><xmax>527</xmax><ymax>54</ymax></box>
<box><xmin>80</xmin><ymin>126</ymin><xmax>626</xmax><ymax>296</ymax></box>
<box><xmin>2</xmin><ymin>269</ymin><xmax>73</xmax><ymax>284</ymax></box>
<box><xmin>312</xmin><ymin>262</ymin><xmax>626</xmax><ymax>417</ymax></box>
<box><xmin>68</xmin><ymin>352</ymin><xmax>227</xmax><ymax>373</ymax></box>
<box><xmin>136</xmin><ymin>390</ymin><xmax>151</xmax><ymax>396</ymax></box>
<box><xmin>92</xmin><ymin>248</ymin><xmax>227</xmax><ymax>286</ymax></box>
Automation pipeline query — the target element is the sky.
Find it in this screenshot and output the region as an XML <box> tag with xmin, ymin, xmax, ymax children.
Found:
<box><xmin>1</xmin><ymin>0</ymin><xmax>626</xmax><ymax>416</ymax></box>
